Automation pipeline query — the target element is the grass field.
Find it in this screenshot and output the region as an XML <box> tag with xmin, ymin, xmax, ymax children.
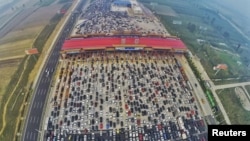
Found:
<box><xmin>0</xmin><ymin>59</ymin><xmax>20</xmax><ymax>102</ymax></box>
<box><xmin>144</xmin><ymin>3</ymin><xmax>178</xmax><ymax>17</ymax></box>
<box><xmin>139</xmin><ymin>0</ymin><xmax>250</xmax><ymax>83</ymax></box>
<box><xmin>0</xmin><ymin>1</ymin><xmax>71</xmax><ymax>140</ymax></box>
<box><xmin>0</xmin><ymin>0</ymin><xmax>65</xmax><ymax>101</ymax></box>
<box><xmin>217</xmin><ymin>88</ymin><xmax>250</xmax><ymax>124</ymax></box>
<box><xmin>245</xmin><ymin>85</ymin><xmax>250</xmax><ymax>95</ymax></box>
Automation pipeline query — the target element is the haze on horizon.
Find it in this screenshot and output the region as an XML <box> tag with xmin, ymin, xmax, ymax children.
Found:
<box><xmin>0</xmin><ymin>0</ymin><xmax>13</xmax><ymax>7</ymax></box>
<box><xmin>210</xmin><ymin>0</ymin><xmax>250</xmax><ymax>21</ymax></box>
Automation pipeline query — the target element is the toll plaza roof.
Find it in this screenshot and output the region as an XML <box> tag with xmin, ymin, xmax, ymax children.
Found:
<box><xmin>61</xmin><ymin>36</ymin><xmax>187</xmax><ymax>50</ymax></box>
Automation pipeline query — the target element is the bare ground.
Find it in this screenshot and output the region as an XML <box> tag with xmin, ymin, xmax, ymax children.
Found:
<box><xmin>0</xmin><ymin>58</ymin><xmax>21</xmax><ymax>102</ymax></box>
<box><xmin>0</xmin><ymin>0</ymin><xmax>63</xmax><ymax>104</ymax></box>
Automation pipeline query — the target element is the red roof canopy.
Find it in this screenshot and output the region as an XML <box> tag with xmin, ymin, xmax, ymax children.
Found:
<box><xmin>25</xmin><ymin>48</ymin><xmax>39</xmax><ymax>55</ymax></box>
<box><xmin>62</xmin><ymin>37</ymin><xmax>187</xmax><ymax>50</ymax></box>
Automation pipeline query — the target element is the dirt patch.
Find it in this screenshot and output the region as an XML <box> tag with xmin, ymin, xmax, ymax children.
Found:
<box><xmin>0</xmin><ymin>1</ymin><xmax>65</xmax><ymax>102</ymax></box>
<box><xmin>0</xmin><ymin>39</ymin><xmax>33</xmax><ymax>59</ymax></box>
<box><xmin>0</xmin><ymin>2</ymin><xmax>64</xmax><ymax>59</ymax></box>
<box><xmin>0</xmin><ymin>26</ymin><xmax>41</xmax><ymax>45</ymax></box>
<box><xmin>235</xmin><ymin>87</ymin><xmax>250</xmax><ymax>111</ymax></box>
<box><xmin>0</xmin><ymin>59</ymin><xmax>20</xmax><ymax>101</ymax></box>
<box><xmin>155</xmin><ymin>5</ymin><xmax>178</xmax><ymax>17</ymax></box>
<box><xmin>13</xmin><ymin>3</ymin><xmax>63</xmax><ymax>31</ymax></box>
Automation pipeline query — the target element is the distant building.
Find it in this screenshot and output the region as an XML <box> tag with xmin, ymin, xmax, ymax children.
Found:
<box><xmin>173</xmin><ymin>20</ymin><xmax>182</xmax><ymax>25</ymax></box>
<box><xmin>213</xmin><ymin>64</ymin><xmax>228</xmax><ymax>70</ymax></box>
<box><xmin>196</xmin><ymin>39</ymin><xmax>205</xmax><ymax>44</ymax></box>
<box><xmin>218</xmin><ymin>42</ymin><xmax>227</xmax><ymax>47</ymax></box>
<box><xmin>199</xmin><ymin>26</ymin><xmax>207</xmax><ymax>31</ymax></box>
<box><xmin>133</xmin><ymin>6</ymin><xmax>143</xmax><ymax>14</ymax></box>
<box><xmin>111</xmin><ymin>0</ymin><xmax>132</xmax><ymax>12</ymax></box>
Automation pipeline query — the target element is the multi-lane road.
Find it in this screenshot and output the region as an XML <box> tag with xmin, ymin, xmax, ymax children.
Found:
<box><xmin>177</xmin><ymin>55</ymin><xmax>213</xmax><ymax>117</ymax></box>
<box><xmin>21</xmin><ymin>0</ymin><xmax>83</xmax><ymax>141</ymax></box>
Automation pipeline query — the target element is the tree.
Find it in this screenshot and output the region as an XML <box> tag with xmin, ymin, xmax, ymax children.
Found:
<box><xmin>223</xmin><ymin>31</ymin><xmax>230</xmax><ymax>38</ymax></box>
<box><xmin>187</xmin><ymin>23</ymin><xmax>196</xmax><ymax>33</ymax></box>
<box><xmin>236</xmin><ymin>43</ymin><xmax>241</xmax><ymax>51</ymax></box>
<box><xmin>211</xmin><ymin>18</ymin><xmax>216</xmax><ymax>25</ymax></box>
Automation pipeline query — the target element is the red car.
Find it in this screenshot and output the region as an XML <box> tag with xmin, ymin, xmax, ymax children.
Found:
<box><xmin>139</xmin><ymin>134</ymin><xmax>143</xmax><ymax>141</ymax></box>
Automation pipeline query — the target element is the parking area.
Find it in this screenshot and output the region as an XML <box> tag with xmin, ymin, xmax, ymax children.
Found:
<box><xmin>73</xmin><ymin>0</ymin><xmax>169</xmax><ymax>37</ymax></box>
<box><xmin>44</xmin><ymin>51</ymin><xmax>207</xmax><ymax>141</ymax></box>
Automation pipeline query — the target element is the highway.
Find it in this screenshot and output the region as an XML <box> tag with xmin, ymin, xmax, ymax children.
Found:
<box><xmin>190</xmin><ymin>55</ymin><xmax>231</xmax><ymax>124</ymax></box>
<box><xmin>177</xmin><ymin>55</ymin><xmax>213</xmax><ymax>117</ymax></box>
<box><xmin>21</xmin><ymin>0</ymin><xmax>84</xmax><ymax>141</ymax></box>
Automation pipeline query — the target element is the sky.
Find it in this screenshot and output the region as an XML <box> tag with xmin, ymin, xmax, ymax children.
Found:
<box><xmin>0</xmin><ymin>0</ymin><xmax>13</xmax><ymax>7</ymax></box>
<box><xmin>212</xmin><ymin>0</ymin><xmax>250</xmax><ymax>18</ymax></box>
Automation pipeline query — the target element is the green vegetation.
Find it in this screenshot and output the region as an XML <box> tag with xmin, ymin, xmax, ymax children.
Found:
<box><xmin>213</xmin><ymin>79</ymin><xmax>247</xmax><ymax>85</ymax></box>
<box><xmin>245</xmin><ymin>85</ymin><xmax>250</xmax><ymax>95</ymax></box>
<box><xmin>217</xmin><ymin>88</ymin><xmax>250</xmax><ymax>124</ymax></box>
<box><xmin>139</xmin><ymin>0</ymin><xmax>250</xmax><ymax>83</ymax></box>
<box><xmin>185</xmin><ymin>54</ymin><xmax>225</xmax><ymax>124</ymax></box>
<box><xmin>39</xmin><ymin>0</ymin><xmax>56</xmax><ymax>7</ymax></box>
<box><xmin>35</xmin><ymin>13</ymin><xmax>65</xmax><ymax>52</ymax></box>
<box><xmin>59</xmin><ymin>0</ymin><xmax>73</xmax><ymax>3</ymax></box>
<box><xmin>0</xmin><ymin>3</ymin><xmax>72</xmax><ymax>141</ymax></box>
<box><xmin>185</xmin><ymin>54</ymin><xmax>217</xmax><ymax>108</ymax></box>
<box><xmin>0</xmin><ymin>57</ymin><xmax>35</xmax><ymax>141</ymax></box>
<box><xmin>214</xmin><ymin>110</ymin><xmax>227</xmax><ymax>125</ymax></box>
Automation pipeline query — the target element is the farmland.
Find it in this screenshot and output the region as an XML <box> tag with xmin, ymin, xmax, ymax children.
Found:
<box><xmin>139</xmin><ymin>0</ymin><xmax>250</xmax><ymax>83</ymax></box>
<box><xmin>217</xmin><ymin>88</ymin><xmax>250</xmax><ymax>124</ymax></box>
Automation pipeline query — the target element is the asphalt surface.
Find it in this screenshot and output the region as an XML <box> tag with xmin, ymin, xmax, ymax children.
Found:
<box><xmin>177</xmin><ymin>55</ymin><xmax>213</xmax><ymax>117</ymax></box>
<box><xmin>188</xmin><ymin>55</ymin><xmax>231</xmax><ymax>124</ymax></box>
<box><xmin>21</xmin><ymin>1</ymin><xmax>84</xmax><ymax>141</ymax></box>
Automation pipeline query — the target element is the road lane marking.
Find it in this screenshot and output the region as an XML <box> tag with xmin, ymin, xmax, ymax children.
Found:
<box><xmin>41</xmin><ymin>89</ymin><xmax>46</xmax><ymax>95</ymax></box>
<box><xmin>46</xmin><ymin>77</ymin><xmax>50</xmax><ymax>83</ymax></box>
<box><xmin>36</xmin><ymin>116</ymin><xmax>40</xmax><ymax>123</ymax></box>
<box><xmin>33</xmin><ymin>132</ymin><xmax>37</xmax><ymax>141</ymax></box>
<box><xmin>37</xmin><ymin>89</ymin><xmax>41</xmax><ymax>95</ymax></box>
<box><xmin>41</xmin><ymin>78</ymin><xmax>46</xmax><ymax>83</ymax></box>
<box><xmin>26</xmin><ymin>131</ymin><xmax>30</xmax><ymax>140</ymax></box>
<box><xmin>33</xmin><ymin>116</ymin><xmax>37</xmax><ymax>123</ymax></box>
<box><xmin>39</xmin><ymin>102</ymin><xmax>43</xmax><ymax>109</ymax></box>
<box><xmin>33</xmin><ymin>102</ymin><xmax>37</xmax><ymax>109</ymax></box>
<box><xmin>30</xmin><ymin>117</ymin><xmax>33</xmax><ymax>123</ymax></box>
<box><xmin>29</xmin><ymin>132</ymin><xmax>33</xmax><ymax>140</ymax></box>
<box><xmin>31</xmin><ymin>117</ymin><xmax>35</xmax><ymax>123</ymax></box>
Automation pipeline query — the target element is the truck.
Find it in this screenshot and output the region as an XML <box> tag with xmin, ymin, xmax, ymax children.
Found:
<box><xmin>186</xmin><ymin>81</ymin><xmax>193</xmax><ymax>90</ymax></box>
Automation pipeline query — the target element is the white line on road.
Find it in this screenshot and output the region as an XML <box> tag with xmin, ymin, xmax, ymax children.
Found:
<box><xmin>33</xmin><ymin>102</ymin><xmax>38</xmax><ymax>109</ymax></box>
<box><xmin>39</xmin><ymin>102</ymin><xmax>43</xmax><ymax>109</ymax></box>
<box><xmin>53</xmin><ymin>59</ymin><xmax>57</xmax><ymax>64</ymax></box>
<box><xmin>33</xmin><ymin>132</ymin><xmax>37</xmax><ymax>141</ymax></box>
<box><xmin>37</xmin><ymin>89</ymin><xmax>41</xmax><ymax>95</ymax></box>
<box><xmin>41</xmin><ymin>89</ymin><xmax>46</xmax><ymax>95</ymax></box>
<box><xmin>30</xmin><ymin>116</ymin><xmax>34</xmax><ymax>123</ymax></box>
<box><xmin>33</xmin><ymin>116</ymin><xmax>37</xmax><ymax>123</ymax></box>
<box><xmin>46</xmin><ymin>77</ymin><xmax>50</xmax><ymax>83</ymax></box>
<box><xmin>36</xmin><ymin>116</ymin><xmax>40</xmax><ymax>123</ymax></box>
<box><xmin>29</xmin><ymin>132</ymin><xmax>33</xmax><ymax>140</ymax></box>
<box><xmin>26</xmin><ymin>131</ymin><xmax>30</xmax><ymax>140</ymax></box>
<box><xmin>41</xmin><ymin>78</ymin><xmax>45</xmax><ymax>83</ymax></box>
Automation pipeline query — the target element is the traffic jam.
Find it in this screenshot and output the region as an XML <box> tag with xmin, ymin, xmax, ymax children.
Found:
<box><xmin>45</xmin><ymin>51</ymin><xmax>207</xmax><ymax>141</ymax></box>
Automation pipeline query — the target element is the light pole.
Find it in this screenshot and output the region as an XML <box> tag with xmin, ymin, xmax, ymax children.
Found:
<box><xmin>35</xmin><ymin>129</ymin><xmax>42</xmax><ymax>141</ymax></box>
